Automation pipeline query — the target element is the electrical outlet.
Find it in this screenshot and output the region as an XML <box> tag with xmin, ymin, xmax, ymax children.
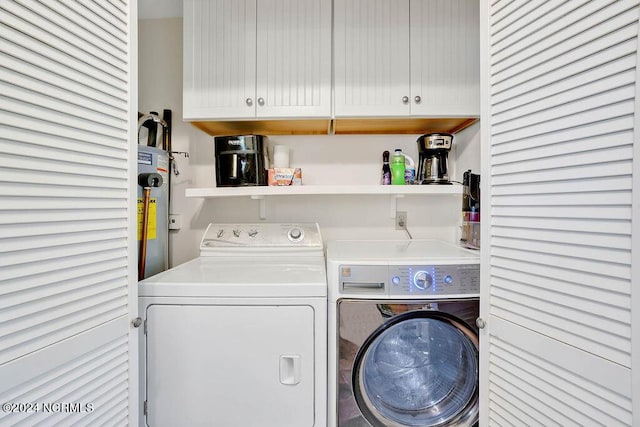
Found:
<box><xmin>168</xmin><ymin>214</ymin><xmax>182</xmax><ymax>230</ymax></box>
<box><xmin>395</xmin><ymin>211</ymin><xmax>407</xmax><ymax>230</ymax></box>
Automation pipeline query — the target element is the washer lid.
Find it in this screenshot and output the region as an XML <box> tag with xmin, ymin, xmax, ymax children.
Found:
<box><xmin>138</xmin><ymin>256</ymin><xmax>327</xmax><ymax>298</ymax></box>
<box><xmin>327</xmin><ymin>240</ymin><xmax>479</xmax><ymax>264</ymax></box>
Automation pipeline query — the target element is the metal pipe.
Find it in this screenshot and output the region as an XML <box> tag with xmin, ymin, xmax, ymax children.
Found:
<box><xmin>138</xmin><ymin>113</ymin><xmax>168</xmax><ymax>148</ymax></box>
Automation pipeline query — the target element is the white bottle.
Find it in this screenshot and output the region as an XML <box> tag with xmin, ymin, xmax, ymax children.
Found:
<box><xmin>403</xmin><ymin>153</ymin><xmax>416</xmax><ymax>184</ymax></box>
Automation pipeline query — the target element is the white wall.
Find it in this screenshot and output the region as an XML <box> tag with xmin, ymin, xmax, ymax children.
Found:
<box><xmin>138</xmin><ymin>18</ymin><xmax>481</xmax><ymax>267</ymax></box>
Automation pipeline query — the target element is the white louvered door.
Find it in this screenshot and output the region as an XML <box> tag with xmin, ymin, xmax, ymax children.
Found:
<box><xmin>481</xmin><ymin>1</ymin><xmax>639</xmax><ymax>426</ymax></box>
<box><xmin>0</xmin><ymin>1</ymin><xmax>137</xmax><ymax>425</ymax></box>
<box><xmin>256</xmin><ymin>0</ymin><xmax>331</xmax><ymax>118</ymax></box>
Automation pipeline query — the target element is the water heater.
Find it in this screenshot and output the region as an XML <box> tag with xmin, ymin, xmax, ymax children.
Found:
<box><xmin>137</xmin><ymin>145</ymin><xmax>169</xmax><ymax>279</ymax></box>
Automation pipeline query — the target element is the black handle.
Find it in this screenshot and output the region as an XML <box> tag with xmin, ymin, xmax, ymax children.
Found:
<box><xmin>138</xmin><ymin>173</ymin><xmax>163</xmax><ymax>188</ymax></box>
<box><xmin>162</xmin><ymin>109</ymin><xmax>172</xmax><ymax>152</ymax></box>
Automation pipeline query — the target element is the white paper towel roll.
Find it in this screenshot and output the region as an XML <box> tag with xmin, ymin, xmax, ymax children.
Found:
<box><xmin>273</xmin><ymin>145</ymin><xmax>290</xmax><ymax>168</ymax></box>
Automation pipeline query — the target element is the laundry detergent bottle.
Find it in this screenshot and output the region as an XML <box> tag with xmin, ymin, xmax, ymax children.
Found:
<box><xmin>403</xmin><ymin>153</ymin><xmax>415</xmax><ymax>184</ymax></box>
<box><xmin>391</xmin><ymin>149</ymin><xmax>406</xmax><ymax>185</ymax></box>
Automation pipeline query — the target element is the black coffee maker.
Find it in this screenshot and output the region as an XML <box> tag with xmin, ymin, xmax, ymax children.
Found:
<box><xmin>215</xmin><ymin>135</ymin><xmax>268</xmax><ymax>187</ymax></box>
<box><xmin>416</xmin><ymin>133</ymin><xmax>453</xmax><ymax>184</ymax></box>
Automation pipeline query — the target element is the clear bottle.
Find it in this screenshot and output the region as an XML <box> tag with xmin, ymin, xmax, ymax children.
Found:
<box><xmin>391</xmin><ymin>149</ymin><xmax>406</xmax><ymax>185</ymax></box>
<box><xmin>381</xmin><ymin>151</ymin><xmax>391</xmax><ymax>185</ymax></box>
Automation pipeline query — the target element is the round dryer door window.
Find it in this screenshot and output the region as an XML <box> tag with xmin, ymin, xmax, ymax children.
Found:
<box><xmin>352</xmin><ymin>311</ymin><xmax>479</xmax><ymax>427</ymax></box>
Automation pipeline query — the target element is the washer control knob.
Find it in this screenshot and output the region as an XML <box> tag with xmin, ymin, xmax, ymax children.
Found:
<box><xmin>391</xmin><ymin>276</ymin><xmax>401</xmax><ymax>285</ymax></box>
<box><xmin>443</xmin><ymin>275</ymin><xmax>453</xmax><ymax>284</ymax></box>
<box><xmin>287</xmin><ymin>227</ymin><xmax>304</xmax><ymax>242</ymax></box>
<box><xmin>413</xmin><ymin>271</ymin><xmax>433</xmax><ymax>290</ymax></box>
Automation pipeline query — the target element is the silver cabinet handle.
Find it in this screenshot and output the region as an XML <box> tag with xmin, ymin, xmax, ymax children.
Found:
<box><xmin>414</xmin><ymin>95</ymin><xmax>421</xmax><ymax>104</ymax></box>
<box><xmin>246</xmin><ymin>98</ymin><xmax>253</xmax><ymax>106</ymax></box>
<box><xmin>257</xmin><ymin>97</ymin><xmax>265</xmax><ymax>106</ymax></box>
<box><xmin>476</xmin><ymin>318</ymin><xmax>486</xmax><ymax>329</ymax></box>
<box><xmin>402</xmin><ymin>96</ymin><xmax>409</xmax><ymax>104</ymax></box>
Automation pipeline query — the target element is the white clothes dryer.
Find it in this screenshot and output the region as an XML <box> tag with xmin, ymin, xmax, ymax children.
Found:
<box><xmin>326</xmin><ymin>240</ymin><xmax>480</xmax><ymax>427</ymax></box>
<box><xmin>138</xmin><ymin>223</ymin><xmax>327</xmax><ymax>427</ymax></box>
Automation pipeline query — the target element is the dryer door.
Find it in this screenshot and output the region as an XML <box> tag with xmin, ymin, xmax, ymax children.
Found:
<box><xmin>145</xmin><ymin>304</ymin><xmax>316</xmax><ymax>427</ymax></box>
<box><xmin>352</xmin><ymin>311</ymin><xmax>478</xmax><ymax>427</ymax></box>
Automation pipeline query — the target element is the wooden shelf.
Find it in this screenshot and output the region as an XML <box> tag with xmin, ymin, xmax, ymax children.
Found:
<box><xmin>188</xmin><ymin>117</ymin><xmax>478</xmax><ymax>136</ymax></box>
<box><xmin>191</xmin><ymin>119</ymin><xmax>331</xmax><ymax>136</ymax></box>
<box><xmin>185</xmin><ymin>184</ymin><xmax>462</xmax><ymax>198</ymax></box>
<box><xmin>332</xmin><ymin>117</ymin><xmax>478</xmax><ymax>135</ymax></box>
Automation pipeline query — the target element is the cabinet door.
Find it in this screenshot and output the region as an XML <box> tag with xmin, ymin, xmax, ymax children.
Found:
<box><xmin>481</xmin><ymin>0</ymin><xmax>638</xmax><ymax>425</ymax></box>
<box><xmin>0</xmin><ymin>1</ymin><xmax>136</xmax><ymax>424</ymax></box>
<box><xmin>256</xmin><ymin>0</ymin><xmax>332</xmax><ymax>118</ymax></box>
<box><xmin>183</xmin><ymin>0</ymin><xmax>256</xmax><ymax>120</ymax></box>
<box><xmin>334</xmin><ymin>0</ymin><xmax>411</xmax><ymax>117</ymax></box>
<box><xmin>410</xmin><ymin>0</ymin><xmax>479</xmax><ymax>116</ymax></box>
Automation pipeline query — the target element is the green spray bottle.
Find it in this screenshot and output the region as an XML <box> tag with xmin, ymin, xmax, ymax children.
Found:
<box><xmin>391</xmin><ymin>149</ymin><xmax>406</xmax><ymax>185</ymax></box>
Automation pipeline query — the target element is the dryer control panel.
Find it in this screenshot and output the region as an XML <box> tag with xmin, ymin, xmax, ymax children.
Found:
<box><xmin>200</xmin><ymin>223</ymin><xmax>322</xmax><ymax>252</ymax></box>
<box><xmin>340</xmin><ymin>264</ymin><xmax>479</xmax><ymax>296</ymax></box>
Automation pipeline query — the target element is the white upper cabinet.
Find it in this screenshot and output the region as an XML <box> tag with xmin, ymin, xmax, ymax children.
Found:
<box><xmin>410</xmin><ymin>0</ymin><xmax>479</xmax><ymax>116</ymax></box>
<box><xmin>183</xmin><ymin>0</ymin><xmax>331</xmax><ymax>120</ymax></box>
<box><xmin>334</xmin><ymin>0</ymin><xmax>479</xmax><ymax>117</ymax></box>
<box><xmin>256</xmin><ymin>0</ymin><xmax>332</xmax><ymax>118</ymax></box>
<box><xmin>333</xmin><ymin>0</ymin><xmax>411</xmax><ymax>117</ymax></box>
<box><xmin>183</xmin><ymin>0</ymin><xmax>256</xmax><ymax>119</ymax></box>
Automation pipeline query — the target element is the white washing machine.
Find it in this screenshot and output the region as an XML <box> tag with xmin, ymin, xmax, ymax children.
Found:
<box><xmin>138</xmin><ymin>223</ymin><xmax>327</xmax><ymax>427</ymax></box>
<box><xmin>327</xmin><ymin>240</ymin><xmax>480</xmax><ymax>427</ymax></box>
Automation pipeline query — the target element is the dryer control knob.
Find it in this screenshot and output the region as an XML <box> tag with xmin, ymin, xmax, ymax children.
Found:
<box><xmin>287</xmin><ymin>227</ymin><xmax>304</xmax><ymax>242</ymax></box>
<box><xmin>413</xmin><ymin>271</ymin><xmax>433</xmax><ymax>290</ymax></box>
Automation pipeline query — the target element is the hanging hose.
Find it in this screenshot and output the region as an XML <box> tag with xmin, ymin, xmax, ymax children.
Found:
<box><xmin>139</xmin><ymin>187</ymin><xmax>151</xmax><ymax>281</ymax></box>
<box><xmin>138</xmin><ymin>173</ymin><xmax>163</xmax><ymax>281</ymax></box>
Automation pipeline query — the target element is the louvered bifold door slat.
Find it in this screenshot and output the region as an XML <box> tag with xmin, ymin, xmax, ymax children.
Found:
<box><xmin>482</xmin><ymin>1</ymin><xmax>638</xmax><ymax>426</ymax></box>
<box><xmin>0</xmin><ymin>0</ymin><xmax>134</xmax><ymax>425</ymax></box>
